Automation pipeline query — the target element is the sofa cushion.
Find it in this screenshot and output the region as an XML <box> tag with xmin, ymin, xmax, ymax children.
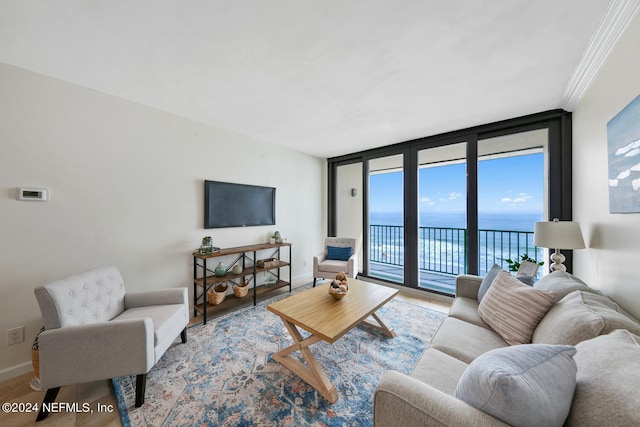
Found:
<box><xmin>317</xmin><ymin>259</ymin><xmax>351</xmax><ymax>273</ymax></box>
<box><xmin>429</xmin><ymin>317</ymin><xmax>507</xmax><ymax>364</ymax></box>
<box><xmin>478</xmin><ymin>271</ymin><xmax>556</xmax><ymax>345</ymax></box>
<box><xmin>477</xmin><ymin>264</ymin><xmax>501</xmax><ymax>302</ymax></box>
<box><xmin>455</xmin><ymin>344</ymin><xmax>577</xmax><ymax>427</ymax></box>
<box><xmin>533</xmin><ymin>270</ymin><xmax>600</xmax><ymax>302</ymax></box>
<box><xmin>114</xmin><ymin>304</ymin><xmax>186</xmax><ymax>347</ymax></box>
<box><xmin>566</xmin><ymin>330</ymin><xmax>640</xmax><ymax>426</ymax></box>
<box><xmin>411</xmin><ymin>348</ymin><xmax>469</xmax><ymax>395</ymax></box>
<box><xmin>532</xmin><ymin>291</ymin><xmax>640</xmax><ymax>345</ymax></box>
<box><xmin>447</xmin><ymin>297</ymin><xmax>491</xmax><ymax>330</ymax></box>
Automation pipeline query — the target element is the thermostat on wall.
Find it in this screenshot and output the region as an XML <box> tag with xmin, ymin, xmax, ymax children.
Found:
<box><xmin>16</xmin><ymin>187</ymin><xmax>49</xmax><ymax>201</ymax></box>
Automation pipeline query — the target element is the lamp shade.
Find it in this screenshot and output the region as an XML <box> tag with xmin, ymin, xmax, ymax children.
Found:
<box><xmin>533</xmin><ymin>219</ymin><xmax>586</xmax><ymax>249</ymax></box>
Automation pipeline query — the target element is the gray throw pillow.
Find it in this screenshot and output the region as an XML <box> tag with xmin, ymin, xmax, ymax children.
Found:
<box><xmin>566</xmin><ymin>330</ymin><xmax>640</xmax><ymax>426</ymax></box>
<box><xmin>477</xmin><ymin>264</ymin><xmax>501</xmax><ymax>302</ymax></box>
<box><xmin>534</xmin><ymin>270</ymin><xmax>600</xmax><ymax>302</ymax></box>
<box><xmin>455</xmin><ymin>344</ymin><xmax>577</xmax><ymax>427</ymax></box>
<box><xmin>532</xmin><ymin>290</ymin><xmax>640</xmax><ymax>345</ymax></box>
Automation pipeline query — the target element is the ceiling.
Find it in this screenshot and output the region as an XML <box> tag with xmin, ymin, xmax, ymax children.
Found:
<box><xmin>0</xmin><ymin>1</ymin><xmax>617</xmax><ymax>158</ymax></box>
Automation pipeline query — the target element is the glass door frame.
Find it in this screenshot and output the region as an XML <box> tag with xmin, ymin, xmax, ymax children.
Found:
<box><xmin>328</xmin><ymin>109</ymin><xmax>573</xmax><ymax>292</ymax></box>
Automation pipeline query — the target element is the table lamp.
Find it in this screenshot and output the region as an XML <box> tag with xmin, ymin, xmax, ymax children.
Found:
<box><xmin>533</xmin><ymin>218</ymin><xmax>585</xmax><ymax>272</ymax></box>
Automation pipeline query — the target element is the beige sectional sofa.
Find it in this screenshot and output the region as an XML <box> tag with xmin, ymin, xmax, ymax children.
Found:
<box><xmin>374</xmin><ymin>270</ymin><xmax>640</xmax><ymax>427</ymax></box>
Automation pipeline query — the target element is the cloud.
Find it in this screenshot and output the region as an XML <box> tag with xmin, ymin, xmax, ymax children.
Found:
<box><xmin>614</xmin><ymin>138</ymin><xmax>640</xmax><ymax>156</ymax></box>
<box><xmin>617</xmin><ymin>170</ymin><xmax>631</xmax><ymax>180</ymax></box>
<box><xmin>625</xmin><ymin>148</ymin><xmax>640</xmax><ymax>157</ymax></box>
<box><xmin>513</xmin><ymin>195</ymin><xmax>533</xmax><ymax>203</ymax></box>
<box><xmin>501</xmin><ymin>193</ymin><xmax>533</xmax><ymax>205</ymax></box>
<box><xmin>436</xmin><ymin>192</ymin><xmax>462</xmax><ymax>203</ymax></box>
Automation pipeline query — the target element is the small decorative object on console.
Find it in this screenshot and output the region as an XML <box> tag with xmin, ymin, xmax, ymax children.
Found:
<box><xmin>207</xmin><ymin>283</ymin><xmax>228</xmax><ymax>305</ymax></box>
<box><xmin>257</xmin><ymin>258</ymin><xmax>279</xmax><ymax>268</ymax></box>
<box><xmin>198</xmin><ymin>236</ymin><xmax>219</xmax><ymax>255</ymax></box>
<box><xmin>214</xmin><ymin>262</ymin><xmax>227</xmax><ymax>276</ymax></box>
<box><xmin>329</xmin><ymin>271</ymin><xmax>349</xmax><ymax>300</ymax></box>
<box><xmin>233</xmin><ymin>280</ymin><xmax>250</xmax><ymax>298</ymax></box>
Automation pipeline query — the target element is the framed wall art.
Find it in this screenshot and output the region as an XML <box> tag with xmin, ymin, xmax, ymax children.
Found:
<box><xmin>607</xmin><ymin>94</ymin><xmax>640</xmax><ymax>213</ymax></box>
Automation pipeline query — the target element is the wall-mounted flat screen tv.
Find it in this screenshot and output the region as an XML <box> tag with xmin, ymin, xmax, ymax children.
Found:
<box><xmin>204</xmin><ymin>180</ymin><xmax>276</xmax><ymax>228</ymax></box>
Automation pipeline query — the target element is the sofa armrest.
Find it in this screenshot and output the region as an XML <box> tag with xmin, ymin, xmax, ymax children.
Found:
<box><xmin>455</xmin><ymin>275</ymin><xmax>483</xmax><ymax>300</ymax></box>
<box><xmin>125</xmin><ymin>287</ymin><xmax>188</xmax><ymax>308</ymax></box>
<box><xmin>38</xmin><ymin>318</ymin><xmax>154</xmax><ymax>389</ymax></box>
<box><xmin>374</xmin><ymin>370</ymin><xmax>508</xmax><ymax>427</ymax></box>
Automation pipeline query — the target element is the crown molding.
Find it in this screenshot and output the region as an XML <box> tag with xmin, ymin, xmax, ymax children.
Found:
<box><xmin>562</xmin><ymin>0</ymin><xmax>640</xmax><ymax>111</ymax></box>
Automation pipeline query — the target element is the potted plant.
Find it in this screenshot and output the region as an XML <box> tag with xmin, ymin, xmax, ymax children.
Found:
<box><xmin>504</xmin><ymin>254</ymin><xmax>543</xmax><ymax>277</ymax></box>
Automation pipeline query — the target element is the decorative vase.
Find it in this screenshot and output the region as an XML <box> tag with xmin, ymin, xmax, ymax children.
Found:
<box><xmin>214</xmin><ymin>262</ymin><xmax>227</xmax><ymax>276</ymax></box>
<box><xmin>230</xmin><ymin>264</ymin><xmax>243</xmax><ymax>274</ymax></box>
<box><xmin>199</xmin><ymin>236</ymin><xmax>214</xmax><ymax>255</ymax></box>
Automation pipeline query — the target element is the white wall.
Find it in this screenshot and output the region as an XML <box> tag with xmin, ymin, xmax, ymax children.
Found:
<box><xmin>0</xmin><ymin>62</ymin><xmax>326</xmax><ymax>379</ymax></box>
<box><xmin>572</xmin><ymin>11</ymin><xmax>640</xmax><ymax>320</ymax></box>
<box><xmin>336</xmin><ymin>163</ymin><xmax>364</xmax><ymax>270</ymax></box>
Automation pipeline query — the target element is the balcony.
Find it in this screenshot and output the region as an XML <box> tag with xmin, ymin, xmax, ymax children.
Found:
<box><xmin>369</xmin><ymin>224</ymin><xmax>543</xmax><ymax>294</ymax></box>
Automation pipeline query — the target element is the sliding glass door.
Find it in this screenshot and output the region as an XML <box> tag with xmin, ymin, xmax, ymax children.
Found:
<box><xmin>477</xmin><ymin>129</ymin><xmax>547</xmax><ymax>278</ymax></box>
<box><xmin>417</xmin><ymin>143</ymin><xmax>467</xmax><ymax>293</ymax></box>
<box><xmin>368</xmin><ymin>154</ymin><xmax>404</xmax><ymax>283</ymax></box>
<box><xmin>327</xmin><ymin>110</ymin><xmax>572</xmax><ymax>293</ymax></box>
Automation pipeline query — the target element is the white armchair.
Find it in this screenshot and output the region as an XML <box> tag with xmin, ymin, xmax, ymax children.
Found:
<box><xmin>33</xmin><ymin>266</ymin><xmax>189</xmax><ymax>421</ymax></box>
<box><xmin>313</xmin><ymin>237</ymin><xmax>358</xmax><ymax>286</ymax></box>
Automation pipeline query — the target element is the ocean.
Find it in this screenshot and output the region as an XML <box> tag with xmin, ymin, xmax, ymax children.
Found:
<box><xmin>370</xmin><ymin>211</ymin><xmax>542</xmax><ymax>231</ymax></box>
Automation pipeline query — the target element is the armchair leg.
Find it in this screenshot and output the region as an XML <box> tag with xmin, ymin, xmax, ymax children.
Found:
<box><xmin>36</xmin><ymin>387</ymin><xmax>60</xmax><ymax>421</ymax></box>
<box><xmin>313</xmin><ymin>278</ymin><xmax>317</xmax><ymax>287</ymax></box>
<box><xmin>135</xmin><ymin>374</ymin><xmax>147</xmax><ymax>408</ymax></box>
<box><xmin>181</xmin><ymin>327</ymin><xmax>187</xmax><ymax>344</ymax></box>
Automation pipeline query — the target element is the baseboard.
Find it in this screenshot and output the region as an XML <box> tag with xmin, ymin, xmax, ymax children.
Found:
<box><xmin>0</xmin><ymin>360</ymin><xmax>33</xmax><ymax>383</ymax></box>
<box><xmin>292</xmin><ymin>273</ymin><xmax>313</xmax><ymax>287</ymax></box>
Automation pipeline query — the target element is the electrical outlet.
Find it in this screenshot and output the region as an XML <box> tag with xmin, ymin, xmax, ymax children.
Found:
<box><xmin>6</xmin><ymin>326</ymin><xmax>24</xmax><ymax>346</ymax></box>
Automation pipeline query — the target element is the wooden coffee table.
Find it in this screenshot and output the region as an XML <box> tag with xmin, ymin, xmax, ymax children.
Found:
<box><xmin>266</xmin><ymin>278</ymin><xmax>399</xmax><ymax>403</ymax></box>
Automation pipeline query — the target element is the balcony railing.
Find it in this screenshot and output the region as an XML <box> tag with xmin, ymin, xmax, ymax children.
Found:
<box><xmin>370</xmin><ymin>224</ymin><xmax>543</xmax><ymax>278</ymax></box>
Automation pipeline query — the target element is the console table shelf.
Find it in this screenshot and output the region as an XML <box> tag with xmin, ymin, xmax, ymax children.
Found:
<box><xmin>192</xmin><ymin>242</ymin><xmax>292</xmax><ymax>324</ymax></box>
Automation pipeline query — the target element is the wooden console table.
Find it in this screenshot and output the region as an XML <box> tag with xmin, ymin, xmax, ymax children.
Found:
<box><xmin>193</xmin><ymin>242</ymin><xmax>292</xmax><ymax>324</ymax></box>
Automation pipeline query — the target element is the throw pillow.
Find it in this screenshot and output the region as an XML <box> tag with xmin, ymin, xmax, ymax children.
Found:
<box><xmin>566</xmin><ymin>330</ymin><xmax>640</xmax><ymax>426</ymax></box>
<box><xmin>477</xmin><ymin>263</ymin><xmax>501</xmax><ymax>302</ymax></box>
<box><xmin>455</xmin><ymin>344</ymin><xmax>577</xmax><ymax>427</ymax></box>
<box><xmin>326</xmin><ymin>245</ymin><xmax>352</xmax><ymax>261</ymax></box>
<box><xmin>533</xmin><ymin>270</ymin><xmax>600</xmax><ymax>302</ymax></box>
<box><xmin>478</xmin><ymin>271</ymin><xmax>556</xmax><ymax>345</ymax></box>
<box><xmin>532</xmin><ymin>290</ymin><xmax>640</xmax><ymax>345</ymax></box>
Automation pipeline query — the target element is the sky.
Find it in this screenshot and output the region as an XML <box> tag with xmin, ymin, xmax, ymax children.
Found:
<box><xmin>369</xmin><ymin>153</ymin><xmax>544</xmax><ymax>216</ymax></box>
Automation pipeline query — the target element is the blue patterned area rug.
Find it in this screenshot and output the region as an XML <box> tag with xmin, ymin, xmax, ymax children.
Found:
<box><xmin>112</xmin><ymin>286</ymin><xmax>446</xmax><ymax>427</ymax></box>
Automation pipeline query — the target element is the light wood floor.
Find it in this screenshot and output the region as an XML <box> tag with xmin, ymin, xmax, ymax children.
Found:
<box><xmin>0</xmin><ymin>285</ymin><xmax>450</xmax><ymax>427</ymax></box>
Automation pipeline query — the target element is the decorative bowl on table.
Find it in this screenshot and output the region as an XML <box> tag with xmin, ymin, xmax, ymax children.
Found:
<box><xmin>328</xmin><ymin>272</ymin><xmax>349</xmax><ymax>300</ymax></box>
